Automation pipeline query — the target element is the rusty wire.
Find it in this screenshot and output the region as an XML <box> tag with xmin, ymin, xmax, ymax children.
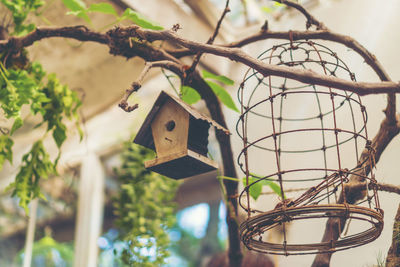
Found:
<box><xmin>237</xmin><ymin>40</ymin><xmax>383</xmax><ymax>255</ymax></box>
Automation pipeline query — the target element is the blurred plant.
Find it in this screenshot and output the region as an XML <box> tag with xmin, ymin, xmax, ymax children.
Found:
<box><xmin>113</xmin><ymin>141</ymin><xmax>179</xmax><ymax>266</ymax></box>
<box><xmin>0</xmin><ymin>0</ymin><xmax>45</xmax><ymax>36</ymax></box>
<box><xmin>0</xmin><ymin>0</ymin><xmax>82</xmax><ymax>213</ymax></box>
<box><xmin>170</xmin><ymin>226</ymin><xmax>203</xmax><ymax>267</ymax></box>
<box><xmin>153</xmin><ymin>201</ymin><xmax>227</xmax><ymax>267</ymax></box>
<box><xmin>98</xmin><ymin>229</ymin><xmax>130</xmax><ymax>267</ymax></box>
<box><xmin>376</xmin><ymin>251</ymin><xmax>386</xmax><ymax>267</ymax></box>
<box><xmin>61</xmin><ymin>0</ymin><xmax>163</xmax><ymax>30</ymax></box>
<box><xmin>16</xmin><ymin>233</ymin><xmax>74</xmax><ymax>266</ymax></box>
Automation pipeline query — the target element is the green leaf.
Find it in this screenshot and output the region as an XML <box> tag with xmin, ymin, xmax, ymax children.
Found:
<box><xmin>0</xmin><ymin>155</ymin><xmax>5</xmax><ymax>168</ymax></box>
<box><xmin>62</xmin><ymin>0</ymin><xmax>90</xmax><ymax>23</ymax></box>
<box><xmin>261</xmin><ymin>179</ymin><xmax>283</xmax><ymax>198</ymax></box>
<box><xmin>250</xmin><ymin>182</ymin><xmax>263</xmax><ymax>200</ymax></box>
<box><xmin>11</xmin><ymin>117</ymin><xmax>23</xmax><ymax>135</ymax></box>
<box><xmin>248</xmin><ymin>172</ymin><xmax>283</xmax><ymax>198</ymax></box>
<box><xmin>180</xmin><ymin>86</ymin><xmax>201</xmax><ymax>105</ymax></box>
<box><xmin>242</xmin><ymin>176</ymin><xmax>283</xmax><ymax>200</ymax></box>
<box><xmin>261</xmin><ymin>6</ymin><xmax>273</xmax><ymax>13</ymax></box>
<box><xmin>53</xmin><ymin>124</ymin><xmax>67</xmax><ymax>148</ymax></box>
<box><xmin>87</xmin><ymin>3</ymin><xmax>118</xmax><ymax>16</ymax></box>
<box><xmin>65</xmin><ymin>10</ymin><xmax>91</xmax><ymax>23</ymax></box>
<box><xmin>205</xmin><ymin>80</ymin><xmax>239</xmax><ymax>112</ymax></box>
<box><xmin>61</xmin><ymin>0</ymin><xmax>87</xmax><ymax>12</ymax></box>
<box><xmin>0</xmin><ymin>135</ymin><xmax>13</xmax><ymax>168</ymax></box>
<box><xmin>242</xmin><ymin>176</ymin><xmax>262</xmax><ymax>200</ymax></box>
<box><xmin>38</xmin><ymin>192</ymin><xmax>47</xmax><ymax>201</ymax></box>
<box><xmin>121</xmin><ymin>8</ymin><xmax>163</xmax><ymax>30</ymax></box>
<box><xmin>62</xmin><ymin>95</ymin><xmax>73</xmax><ymax>107</ymax></box>
<box><xmin>202</xmin><ymin>70</ymin><xmax>234</xmax><ymax>85</ymax></box>
<box><xmin>21</xmin><ymin>201</ymin><xmax>29</xmax><ymax>214</ymax></box>
<box><xmin>77</xmin><ymin>123</ymin><xmax>84</xmax><ymax>141</ymax></box>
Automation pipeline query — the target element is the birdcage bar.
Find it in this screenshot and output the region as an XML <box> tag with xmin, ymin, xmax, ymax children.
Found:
<box><xmin>237</xmin><ymin>40</ymin><xmax>383</xmax><ymax>255</ymax></box>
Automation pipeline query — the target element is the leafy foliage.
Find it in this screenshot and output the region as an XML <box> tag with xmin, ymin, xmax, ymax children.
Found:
<box><xmin>0</xmin><ymin>135</ymin><xmax>13</xmax><ymax>169</ymax></box>
<box><xmin>6</xmin><ymin>141</ymin><xmax>55</xmax><ymax>213</ymax></box>
<box><xmin>113</xmin><ymin>141</ymin><xmax>179</xmax><ymax>266</ymax></box>
<box><xmin>16</xmin><ymin>235</ymin><xmax>74</xmax><ymax>266</ymax></box>
<box><xmin>0</xmin><ymin>0</ymin><xmax>44</xmax><ymax>35</ymax></box>
<box><xmin>0</xmin><ymin>57</ymin><xmax>81</xmax><ymax>212</ymax></box>
<box><xmin>61</xmin><ymin>0</ymin><xmax>164</xmax><ymax>30</ymax></box>
<box><xmin>0</xmin><ymin>0</ymin><xmax>82</xmax><ymax>212</ymax></box>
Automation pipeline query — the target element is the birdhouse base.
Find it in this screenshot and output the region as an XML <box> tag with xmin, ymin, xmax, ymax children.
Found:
<box><xmin>144</xmin><ymin>150</ymin><xmax>218</xmax><ymax>179</ymax></box>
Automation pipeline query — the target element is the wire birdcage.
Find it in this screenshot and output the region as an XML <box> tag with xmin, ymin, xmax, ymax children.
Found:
<box><xmin>237</xmin><ymin>40</ymin><xmax>383</xmax><ymax>255</ymax></box>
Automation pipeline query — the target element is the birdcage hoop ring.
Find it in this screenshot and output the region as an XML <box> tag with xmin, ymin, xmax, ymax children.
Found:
<box><xmin>240</xmin><ymin>204</ymin><xmax>383</xmax><ymax>255</ymax></box>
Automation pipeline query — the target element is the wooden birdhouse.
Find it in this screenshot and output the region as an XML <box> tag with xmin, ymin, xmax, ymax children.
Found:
<box><xmin>134</xmin><ymin>91</ymin><xmax>230</xmax><ymax>179</ymax></box>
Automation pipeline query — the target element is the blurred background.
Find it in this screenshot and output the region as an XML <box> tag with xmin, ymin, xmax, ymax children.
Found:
<box><xmin>0</xmin><ymin>0</ymin><xmax>399</xmax><ymax>266</ymax></box>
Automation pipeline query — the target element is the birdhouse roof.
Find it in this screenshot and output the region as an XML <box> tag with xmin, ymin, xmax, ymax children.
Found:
<box><xmin>134</xmin><ymin>90</ymin><xmax>230</xmax><ymax>150</ymax></box>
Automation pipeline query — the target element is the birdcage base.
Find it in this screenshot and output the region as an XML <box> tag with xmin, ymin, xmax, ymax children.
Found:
<box><xmin>240</xmin><ymin>204</ymin><xmax>383</xmax><ymax>255</ymax></box>
<box><xmin>145</xmin><ymin>150</ymin><xmax>218</xmax><ymax>179</ymax></box>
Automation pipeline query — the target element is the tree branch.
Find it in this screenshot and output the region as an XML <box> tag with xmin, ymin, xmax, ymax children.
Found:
<box><xmin>375</xmin><ymin>182</ymin><xmax>400</xmax><ymax>195</ymax></box>
<box><xmin>228</xmin><ymin>30</ymin><xmax>389</xmax><ymax>80</ymax></box>
<box><xmin>312</xmin><ymin>115</ymin><xmax>400</xmax><ymax>267</ymax></box>
<box><xmin>187</xmin><ymin>71</ymin><xmax>241</xmax><ymax>267</ymax></box>
<box><xmin>2</xmin><ymin>27</ymin><xmax>400</xmax><ymax>96</ymax></box>
<box><xmin>0</xmin><ymin>25</ymin><xmax>108</xmax><ymax>50</ymax></box>
<box><xmin>118</xmin><ymin>60</ymin><xmax>184</xmax><ymax>112</ymax></box>
<box><xmin>274</xmin><ymin>0</ymin><xmax>327</xmax><ymax>30</ymax></box>
<box><xmin>386</xmin><ymin>204</ymin><xmax>400</xmax><ymax>267</ymax></box>
<box><xmin>152</xmin><ymin>29</ymin><xmax>400</xmax><ymax>95</ymax></box>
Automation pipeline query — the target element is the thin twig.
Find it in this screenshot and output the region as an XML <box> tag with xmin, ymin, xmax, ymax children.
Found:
<box><xmin>118</xmin><ymin>60</ymin><xmax>183</xmax><ymax>112</ymax></box>
<box><xmin>187</xmin><ymin>0</ymin><xmax>230</xmax><ymax>73</ymax></box>
<box><xmin>373</xmin><ymin>182</ymin><xmax>400</xmax><ymax>195</ymax></box>
<box><xmin>161</xmin><ymin>68</ymin><xmax>180</xmax><ymax>96</ymax></box>
<box><xmin>273</xmin><ymin>0</ymin><xmax>327</xmax><ymax>30</ymax></box>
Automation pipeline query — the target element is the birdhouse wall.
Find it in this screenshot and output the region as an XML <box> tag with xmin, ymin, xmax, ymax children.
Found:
<box><xmin>150</xmin><ymin>99</ymin><xmax>189</xmax><ymax>158</ymax></box>
<box><xmin>188</xmin><ymin>117</ymin><xmax>210</xmax><ymax>156</ymax></box>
